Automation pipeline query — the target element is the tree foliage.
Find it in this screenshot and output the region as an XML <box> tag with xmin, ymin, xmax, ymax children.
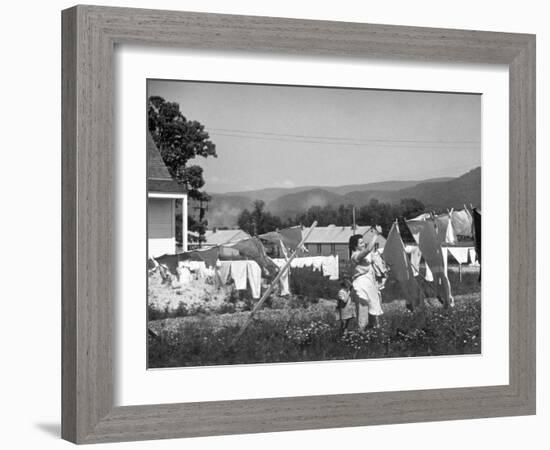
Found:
<box><xmin>148</xmin><ymin>95</ymin><xmax>217</xmax><ymax>202</ymax></box>
<box><xmin>236</xmin><ymin>198</ymin><xmax>425</xmax><ymax>238</ymax></box>
<box><xmin>291</xmin><ymin>198</ymin><xmax>425</xmax><ymax>235</ymax></box>
<box><xmin>237</xmin><ymin>200</ymin><xmax>284</xmax><ymax>236</ymax></box>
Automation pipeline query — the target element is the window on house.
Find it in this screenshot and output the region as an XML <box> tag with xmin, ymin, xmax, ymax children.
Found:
<box><xmin>330</xmin><ymin>244</ymin><xmax>336</xmax><ymax>254</ymax></box>
<box><xmin>316</xmin><ymin>244</ymin><xmax>322</xmax><ymax>253</ymax></box>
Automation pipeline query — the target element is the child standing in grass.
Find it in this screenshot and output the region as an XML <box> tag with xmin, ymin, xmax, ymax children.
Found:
<box><xmin>336</xmin><ymin>277</ymin><xmax>355</xmax><ymax>332</ymax></box>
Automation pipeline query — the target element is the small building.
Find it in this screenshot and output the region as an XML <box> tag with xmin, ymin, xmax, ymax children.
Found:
<box><xmin>147</xmin><ymin>133</ymin><xmax>188</xmax><ymax>257</ymax></box>
<box><xmin>303</xmin><ymin>225</ymin><xmax>386</xmax><ymax>261</ymax></box>
<box><xmin>202</xmin><ymin>229</ymin><xmax>251</xmax><ymax>248</ymax></box>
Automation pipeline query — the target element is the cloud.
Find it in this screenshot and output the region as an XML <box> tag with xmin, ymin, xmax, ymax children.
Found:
<box><xmin>278</xmin><ymin>179</ymin><xmax>296</xmax><ymax>188</ymax></box>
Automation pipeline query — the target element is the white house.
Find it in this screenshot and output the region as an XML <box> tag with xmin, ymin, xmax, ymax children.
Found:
<box><xmin>303</xmin><ymin>225</ymin><xmax>386</xmax><ymax>261</ymax></box>
<box><xmin>147</xmin><ymin>133</ymin><xmax>188</xmax><ymax>257</ymax></box>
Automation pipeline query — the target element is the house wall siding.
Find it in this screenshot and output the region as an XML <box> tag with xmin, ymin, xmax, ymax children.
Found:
<box><xmin>148</xmin><ymin>198</ymin><xmax>175</xmax><ymax>257</ymax></box>
<box><xmin>306</xmin><ymin>243</ymin><xmax>350</xmax><ymax>261</ymax></box>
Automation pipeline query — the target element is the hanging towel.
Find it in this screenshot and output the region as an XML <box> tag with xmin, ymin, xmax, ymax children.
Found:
<box><xmin>435</xmin><ymin>215</ymin><xmax>457</xmax><ymax>245</ymax></box>
<box><xmin>312</xmin><ymin>257</ymin><xmax>323</xmax><ymax>272</ymax></box>
<box><xmin>408</xmin><ymin>246</ymin><xmax>422</xmax><ymax>276</ymax></box>
<box><xmin>424</xmin><ymin>260</ymin><xmax>434</xmax><ymax>281</ymax></box>
<box><xmin>382</xmin><ymin>223</ymin><xmax>424</xmax><ymax>310</ymax></box>
<box><xmin>468</xmin><ymin>248</ymin><xmax>479</xmax><ymax>266</ymax></box>
<box><xmin>322</xmin><ymin>255</ymin><xmax>339</xmax><ymax>280</ymax></box>
<box><xmin>176</xmin><ymin>266</ymin><xmax>192</xmax><ymax>285</ymax></box>
<box><xmin>406</xmin><ymin>220</ymin><xmax>453</xmax><ymax>308</ymax></box>
<box><xmin>442</xmin><ymin>247</ymin><xmax>449</xmax><ymax>276</ymax></box>
<box><xmin>246</xmin><ymin>261</ymin><xmax>262</xmax><ymax>299</ymax></box>
<box><xmin>218</xmin><ymin>261</ymin><xmax>232</xmax><ymax>284</ymax></box>
<box><xmin>448</xmin><ymin>247</ymin><xmax>470</xmax><ymax>264</ymax></box>
<box><xmin>279</xmin><ymin>268</ymin><xmax>290</xmax><ymax>296</ymax></box>
<box><xmin>229</xmin><ymin>261</ymin><xmax>248</xmax><ymax>290</ymax></box>
<box><xmin>272</xmin><ymin>258</ymin><xmax>291</xmax><ymax>296</ymax></box>
<box><xmin>451</xmin><ymin>209</ymin><xmax>473</xmax><ymax>237</ymax></box>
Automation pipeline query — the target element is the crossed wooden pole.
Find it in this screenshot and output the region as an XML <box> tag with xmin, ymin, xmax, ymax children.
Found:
<box><xmin>231</xmin><ymin>221</ymin><xmax>318</xmax><ymax>345</ymax></box>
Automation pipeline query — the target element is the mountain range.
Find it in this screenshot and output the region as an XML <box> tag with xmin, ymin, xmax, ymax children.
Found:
<box><xmin>205</xmin><ymin>167</ymin><xmax>481</xmax><ymax>228</ymax></box>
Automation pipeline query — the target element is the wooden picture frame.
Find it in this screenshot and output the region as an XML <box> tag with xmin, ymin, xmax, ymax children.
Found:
<box><xmin>61</xmin><ymin>5</ymin><xmax>536</xmax><ymax>444</ymax></box>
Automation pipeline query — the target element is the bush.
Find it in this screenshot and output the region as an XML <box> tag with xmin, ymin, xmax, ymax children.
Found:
<box><xmin>289</xmin><ymin>267</ymin><xmax>340</xmax><ymax>301</ymax></box>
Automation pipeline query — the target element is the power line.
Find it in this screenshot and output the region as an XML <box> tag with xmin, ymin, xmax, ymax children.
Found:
<box><xmin>209</xmin><ymin>130</ymin><xmax>480</xmax><ymax>149</ymax></box>
<box><xmin>208</xmin><ymin>127</ymin><xmax>480</xmax><ymax>146</ymax></box>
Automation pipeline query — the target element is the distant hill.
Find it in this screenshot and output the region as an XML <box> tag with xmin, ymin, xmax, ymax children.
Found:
<box><xmin>223</xmin><ymin>177</ymin><xmax>452</xmax><ymax>203</ymax></box>
<box><xmin>393</xmin><ymin>167</ymin><xmax>481</xmax><ymax>210</ymax></box>
<box><xmin>267</xmin><ymin>188</ymin><xmax>342</xmax><ymax>217</ymax></box>
<box><xmin>205</xmin><ymin>169</ymin><xmax>480</xmax><ymax>227</ymax></box>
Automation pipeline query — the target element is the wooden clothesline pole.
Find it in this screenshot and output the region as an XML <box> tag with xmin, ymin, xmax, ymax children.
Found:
<box><xmin>231</xmin><ymin>221</ymin><xmax>318</xmax><ymax>345</ymax></box>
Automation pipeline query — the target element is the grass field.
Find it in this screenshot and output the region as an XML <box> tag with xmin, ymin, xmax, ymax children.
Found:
<box><xmin>148</xmin><ymin>290</ymin><xmax>481</xmax><ymax>368</ymax></box>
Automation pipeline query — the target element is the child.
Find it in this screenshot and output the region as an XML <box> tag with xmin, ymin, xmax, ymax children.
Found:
<box><xmin>336</xmin><ymin>277</ymin><xmax>355</xmax><ymax>332</ymax></box>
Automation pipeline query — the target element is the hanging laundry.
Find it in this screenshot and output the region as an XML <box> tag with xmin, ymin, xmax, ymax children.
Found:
<box><xmin>451</xmin><ymin>209</ymin><xmax>473</xmax><ymax>237</ymax></box>
<box><xmin>228</xmin><ymin>260</ymin><xmax>248</xmax><ymax>290</ymax></box>
<box><xmin>155</xmin><ymin>247</ymin><xmax>220</xmax><ymax>275</ymax></box>
<box><xmin>176</xmin><ymin>265</ymin><xmax>192</xmax><ymax>285</ymax></box>
<box><xmin>363</xmin><ymin>227</ymin><xmax>387</xmax><ymax>251</ymax></box>
<box><xmin>218</xmin><ymin>261</ymin><xmax>232</xmax><ymax>284</ymax></box>
<box><xmin>411</xmin><ymin>212</ymin><xmax>432</xmax><ymax>221</ymax></box>
<box><xmin>472</xmin><ymin>208</ymin><xmax>481</xmax><ymax>264</ymax></box>
<box><xmin>424</xmin><ymin>261</ymin><xmax>434</xmax><ymax>282</ymax></box>
<box><xmin>227</xmin><ymin>237</ymin><xmax>279</xmax><ymax>277</ymax></box>
<box><xmin>407</xmin><ymin>246</ymin><xmax>422</xmax><ymax>276</ymax></box>
<box><xmin>154</xmin><ymin>253</ymin><xmax>182</xmax><ymax>274</ymax></box>
<box><xmin>405</xmin><ymin>220</ymin><xmax>453</xmax><ymax>308</ymax></box>
<box><xmin>468</xmin><ymin>248</ymin><xmax>479</xmax><ymax>266</ymax></box>
<box><xmin>218</xmin><ymin>246</ymin><xmax>240</xmax><ymax>258</ymax></box>
<box><xmin>435</xmin><ymin>214</ymin><xmax>457</xmax><ymax>245</ymax></box>
<box><xmin>442</xmin><ymin>247</ymin><xmax>449</xmax><ymax>279</ymax></box>
<box><xmin>271</xmin><ymin>258</ymin><xmax>291</xmax><ymax>296</ymax></box>
<box><xmin>382</xmin><ymin>223</ymin><xmax>425</xmax><ymax>310</ymax></box>
<box><xmin>321</xmin><ymin>255</ymin><xmax>339</xmax><ymax>280</ymax></box>
<box><xmin>312</xmin><ymin>258</ymin><xmax>323</xmax><ymax>272</ymax></box>
<box><xmin>246</xmin><ymin>261</ymin><xmax>262</xmax><ymax>299</ymax></box>
<box><xmin>448</xmin><ymin>247</ymin><xmax>470</xmax><ymax>264</ymax></box>
<box><xmin>190</xmin><ymin>246</ymin><xmax>220</xmax><ymax>268</ymax></box>
<box><xmin>472</xmin><ymin>208</ymin><xmax>481</xmax><ymax>282</ymax></box>
<box><xmin>279</xmin><ymin>226</ymin><xmax>306</xmax><ymax>252</ymax></box>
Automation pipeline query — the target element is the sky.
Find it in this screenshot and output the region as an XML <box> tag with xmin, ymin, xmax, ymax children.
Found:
<box><xmin>148</xmin><ymin>80</ymin><xmax>481</xmax><ymax>194</ymax></box>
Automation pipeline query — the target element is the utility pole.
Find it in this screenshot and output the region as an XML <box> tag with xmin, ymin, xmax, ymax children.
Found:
<box><xmin>192</xmin><ymin>198</ymin><xmax>209</xmax><ymax>248</ymax></box>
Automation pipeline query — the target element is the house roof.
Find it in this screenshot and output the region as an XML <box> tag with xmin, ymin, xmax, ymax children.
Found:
<box><xmin>147</xmin><ymin>132</ymin><xmax>184</xmax><ymax>194</ymax></box>
<box><xmin>303</xmin><ymin>225</ymin><xmax>385</xmax><ymax>245</ymax></box>
<box><xmin>203</xmin><ymin>229</ymin><xmax>251</xmax><ymax>246</ymax></box>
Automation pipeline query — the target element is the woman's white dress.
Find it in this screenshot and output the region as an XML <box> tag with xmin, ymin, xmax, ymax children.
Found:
<box><xmin>351</xmin><ymin>250</ymin><xmax>384</xmax><ymax>328</ymax></box>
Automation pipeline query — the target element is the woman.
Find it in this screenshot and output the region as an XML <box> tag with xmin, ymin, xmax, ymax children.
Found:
<box><xmin>349</xmin><ymin>234</ymin><xmax>384</xmax><ymax>329</ymax></box>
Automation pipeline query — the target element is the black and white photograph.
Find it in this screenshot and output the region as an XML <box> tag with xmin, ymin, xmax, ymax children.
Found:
<box><xmin>146</xmin><ymin>80</ymin><xmax>482</xmax><ymax>368</ymax></box>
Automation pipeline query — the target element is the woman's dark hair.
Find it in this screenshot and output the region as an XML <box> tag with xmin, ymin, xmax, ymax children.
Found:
<box><xmin>348</xmin><ymin>234</ymin><xmax>363</xmax><ymax>258</ymax></box>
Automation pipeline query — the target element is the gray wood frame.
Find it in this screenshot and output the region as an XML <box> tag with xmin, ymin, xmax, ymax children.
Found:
<box><xmin>62</xmin><ymin>5</ymin><xmax>536</xmax><ymax>444</ymax></box>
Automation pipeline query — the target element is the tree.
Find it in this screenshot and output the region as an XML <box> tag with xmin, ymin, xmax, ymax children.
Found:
<box><xmin>399</xmin><ymin>198</ymin><xmax>425</xmax><ymax>218</ymax></box>
<box><xmin>237</xmin><ymin>200</ymin><xmax>283</xmax><ymax>235</ymax></box>
<box><xmin>148</xmin><ymin>96</ymin><xmax>217</xmax><ymax>245</ymax></box>
<box><xmin>148</xmin><ymin>96</ymin><xmax>217</xmax><ymax>202</ymax></box>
